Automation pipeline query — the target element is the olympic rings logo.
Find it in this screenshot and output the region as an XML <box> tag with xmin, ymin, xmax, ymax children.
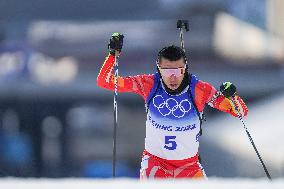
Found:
<box><xmin>152</xmin><ymin>95</ymin><xmax>192</xmax><ymax>118</ymax></box>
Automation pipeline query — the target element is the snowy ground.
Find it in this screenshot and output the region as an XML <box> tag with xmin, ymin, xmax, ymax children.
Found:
<box><xmin>0</xmin><ymin>178</ymin><xmax>283</xmax><ymax>189</ymax></box>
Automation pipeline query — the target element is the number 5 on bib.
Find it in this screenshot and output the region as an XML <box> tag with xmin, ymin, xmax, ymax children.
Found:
<box><xmin>164</xmin><ymin>136</ymin><xmax>177</xmax><ymax>150</ymax></box>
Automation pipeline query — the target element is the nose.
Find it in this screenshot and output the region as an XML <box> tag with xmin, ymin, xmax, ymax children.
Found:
<box><xmin>169</xmin><ymin>74</ymin><xmax>177</xmax><ymax>81</ymax></box>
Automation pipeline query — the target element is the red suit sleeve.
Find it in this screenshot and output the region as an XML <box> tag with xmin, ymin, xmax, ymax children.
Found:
<box><xmin>97</xmin><ymin>54</ymin><xmax>155</xmax><ymax>101</ymax></box>
<box><xmin>194</xmin><ymin>80</ymin><xmax>248</xmax><ymax>117</ymax></box>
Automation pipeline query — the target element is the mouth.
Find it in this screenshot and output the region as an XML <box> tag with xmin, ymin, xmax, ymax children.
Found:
<box><xmin>169</xmin><ymin>83</ymin><xmax>178</xmax><ymax>89</ymax></box>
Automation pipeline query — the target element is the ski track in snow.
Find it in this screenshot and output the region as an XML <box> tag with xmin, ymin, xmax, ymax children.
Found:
<box><xmin>0</xmin><ymin>178</ymin><xmax>283</xmax><ymax>189</ymax></box>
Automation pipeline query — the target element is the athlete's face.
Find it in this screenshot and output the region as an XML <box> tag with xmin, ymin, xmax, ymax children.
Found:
<box><xmin>158</xmin><ymin>58</ymin><xmax>186</xmax><ymax>91</ymax></box>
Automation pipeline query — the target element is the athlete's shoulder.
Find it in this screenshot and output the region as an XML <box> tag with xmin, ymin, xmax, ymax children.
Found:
<box><xmin>136</xmin><ymin>74</ymin><xmax>155</xmax><ymax>85</ymax></box>
<box><xmin>189</xmin><ymin>74</ymin><xmax>209</xmax><ymax>90</ymax></box>
<box><xmin>140</xmin><ymin>73</ymin><xmax>155</xmax><ymax>79</ymax></box>
<box><xmin>191</xmin><ymin>75</ymin><xmax>216</xmax><ymax>101</ymax></box>
<box><xmin>194</xmin><ymin>78</ymin><xmax>215</xmax><ymax>93</ymax></box>
<box><xmin>131</xmin><ymin>74</ymin><xmax>155</xmax><ymax>100</ymax></box>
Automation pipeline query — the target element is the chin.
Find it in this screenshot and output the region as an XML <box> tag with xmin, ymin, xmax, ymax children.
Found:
<box><xmin>168</xmin><ymin>85</ymin><xmax>179</xmax><ymax>91</ymax></box>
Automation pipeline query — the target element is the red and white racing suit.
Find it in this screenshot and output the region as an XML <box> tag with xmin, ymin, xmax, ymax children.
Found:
<box><xmin>97</xmin><ymin>54</ymin><xmax>248</xmax><ymax>179</ymax></box>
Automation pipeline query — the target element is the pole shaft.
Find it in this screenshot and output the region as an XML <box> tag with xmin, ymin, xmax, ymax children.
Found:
<box><xmin>179</xmin><ymin>28</ymin><xmax>185</xmax><ymax>52</ymax></box>
<box><xmin>244</xmin><ymin>126</ymin><xmax>271</xmax><ymax>180</ymax></box>
<box><xmin>231</xmin><ymin>97</ymin><xmax>272</xmax><ymax>180</ymax></box>
<box><xmin>113</xmin><ymin>55</ymin><xmax>119</xmax><ymax>178</ymax></box>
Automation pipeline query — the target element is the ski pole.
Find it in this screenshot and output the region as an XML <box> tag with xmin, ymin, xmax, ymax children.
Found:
<box><xmin>230</xmin><ymin>96</ymin><xmax>272</xmax><ymax>180</ymax></box>
<box><xmin>113</xmin><ymin>53</ymin><xmax>119</xmax><ymax>178</ymax></box>
<box><xmin>177</xmin><ymin>20</ymin><xmax>189</xmax><ymax>53</ymax></box>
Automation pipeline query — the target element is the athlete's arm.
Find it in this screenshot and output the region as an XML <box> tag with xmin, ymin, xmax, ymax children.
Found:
<box><xmin>194</xmin><ymin>80</ymin><xmax>248</xmax><ymax>117</ymax></box>
<box><xmin>97</xmin><ymin>54</ymin><xmax>154</xmax><ymax>101</ymax></box>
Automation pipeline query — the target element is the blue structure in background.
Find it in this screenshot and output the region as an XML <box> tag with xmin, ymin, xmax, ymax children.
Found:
<box><xmin>225</xmin><ymin>0</ymin><xmax>266</xmax><ymax>29</ymax></box>
<box><xmin>0</xmin><ymin>133</ymin><xmax>32</xmax><ymax>165</ymax></box>
<box><xmin>82</xmin><ymin>160</ymin><xmax>136</xmax><ymax>178</ymax></box>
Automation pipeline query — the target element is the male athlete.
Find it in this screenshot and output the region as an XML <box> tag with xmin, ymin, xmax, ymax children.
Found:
<box><xmin>97</xmin><ymin>33</ymin><xmax>248</xmax><ymax>179</ymax></box>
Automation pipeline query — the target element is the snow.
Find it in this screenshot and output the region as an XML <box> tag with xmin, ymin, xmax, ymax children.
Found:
<box><xmin>0</xmin><ymin>178</ymin><xmax>283</xmax><ymax>189</ymax></box>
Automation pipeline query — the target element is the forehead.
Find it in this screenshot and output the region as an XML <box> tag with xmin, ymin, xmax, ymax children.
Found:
<box><xmin>159</xmin><ymin>58</ymin><xmax>185</xmax><ymax>68</ymax></box>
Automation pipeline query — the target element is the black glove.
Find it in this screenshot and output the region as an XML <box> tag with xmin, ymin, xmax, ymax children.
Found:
<box><xmin>220</xmin><ymin>82</ymin><xmax>237</xmax><ymax>98</ymax></box>
<box><xmin>108</xmin><ymin>33</ymin><xmax>124</xmax><ymax>56</ymax></box>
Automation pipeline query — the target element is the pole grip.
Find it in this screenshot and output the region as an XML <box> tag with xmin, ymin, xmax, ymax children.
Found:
<box><xmin>177</xmin><ymin>20</ymin><xmax>189</xmax><ymax>31</ymax></box>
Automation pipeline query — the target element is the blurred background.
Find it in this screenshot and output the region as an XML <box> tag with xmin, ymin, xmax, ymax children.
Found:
<box><xmin>0</xmin><ymin>0</ymin><xmax>283</xmax><ymax>179</ymax></box>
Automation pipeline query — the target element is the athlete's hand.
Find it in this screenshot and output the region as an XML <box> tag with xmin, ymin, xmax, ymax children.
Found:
<box><xmin>220</xmin><ymin>82</ymin><xmax>248</xmax><ymax>117</ymax></box>
<box><xmin>220</xmin><ymin>82</ymin><xmax>237</xmax><ymax>98</ymax></box>
<box><xmin>108</xmin><ymin>33</ymin><xmax>124</xmax><ymax>56</ymax></box>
